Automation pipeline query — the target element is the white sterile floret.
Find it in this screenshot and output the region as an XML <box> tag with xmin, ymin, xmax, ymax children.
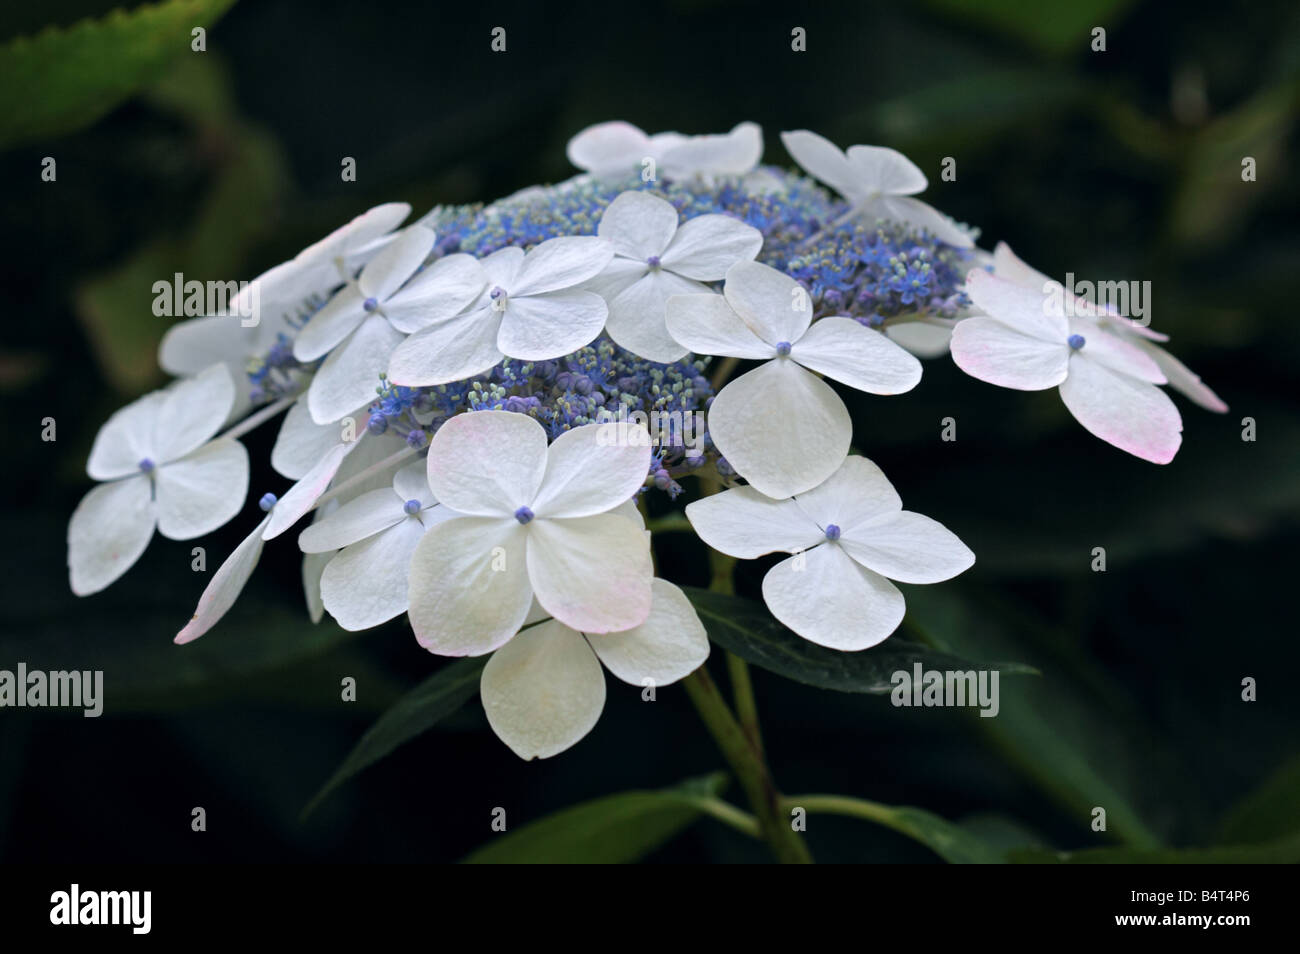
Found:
<box><xmin>588</xmin><ymin>190</ymin><xmax>763</xmax><ymax>362</ymax></box>
<box><xmin>686</xmin><ymin>455</ymin><xmax>974</xmax><ymax>651</ymax></box>
<box><xmin>386</xmin><ymin>236</ymin><xmax>614</xmax><ymax>387</ymax></box>
<box><xmin>567</xmin><ymin>120</ymin><xmax>763</xmax><ymax>182</ymax></box>
<box><xmin>68</xmin><ymin>365</ymin><xmax>247</xmax><ymax>596</ymax></box>
<box><xmin>665</xmin><ymin>260</ymin><xmax>922</xmax><ymax>498</ymax></box>
<box><xmin>481</xmin><ymin>579</ymin><xmax>709</xmax><ymax>760</ymax></box>
<box><xmin>781</xmin><ymin>130</ymin><xmax>973</xmax><ymax>248</ymax></box>
<box><xmin>991</xmin><ymin>242</ymin><xmax>1227</xmax><ymax>413</ymax></box>
<box><xmin>951</xmin><ymin>268</ymin><xmax>1184</xmax><ymax>464</ymax></box>
<box><xmin>298</xmin><ymin>461</ymin><xmax>457</xmax><ymax>631</ymax></box>
<box><xmin>406</xmin><ymin>411</ymin><xmax>654</xmax><ymax>655</ymax></box>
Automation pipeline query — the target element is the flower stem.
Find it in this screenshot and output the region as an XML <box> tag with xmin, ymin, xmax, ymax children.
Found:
<box><xmin>726</xmin><ymin>653</ymin><xmax>764</xmax><ymax>758</ymax></box>
<box><xmin>218</xmin><ymin>394</ymin><xmax>297</xmax><ymax>443</ymax></box>
<box><xmin>682</xmin><ymin>666</ymin><xmax>811</xmax><ymax>863</ymax></box>
<box><xmin>311</xmin><ymin>445</ymin><xmax>417</xmax><ymax>512</ymax></box>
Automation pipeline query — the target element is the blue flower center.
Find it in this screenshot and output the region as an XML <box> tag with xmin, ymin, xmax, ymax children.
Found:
<box><xmin>646</xmin><ymin>255</ymin><xmax>662</xmax><ymax>269</ymax></box>
<box><xmin>514</xmin><ymin>506</ymin><xmax>534</xmax><ymax>525</ymax></box>
<box><xmin>137</xmin><ymin>457</ymin><xmax>155</xmax><ymax>474</ymax></box>
<box><xmin>362</xmin><ymin>297</ymin><xmax>379</xmax><ymax>312</ymax></box>
<box><xmin>489</xmin><ymin>286</ymin><xmax>507</xmax><ymax>300</ymax></box>
<box><xmin>403</xmin><ymin>498</ymin><xmax>422</xmax><ymax>515</ymax></box>
<box><xmin>775</xmin><ymin>341</ymin><xmax>792</xmax><ymax>357</ymax></box>
<box><xmin>258</xmin><ymin>492</ymin><xmax>277</xmax><ymax>512</ymax></box>
<box><xmin>1068</xmin><ymin>334</ymin><xmax>1086</xmax><ymax>350</ymax></box>
<box><xmin>824</xmin><ymin>523</ymin><xmax>841</xmax><ymax>541</ymax></box>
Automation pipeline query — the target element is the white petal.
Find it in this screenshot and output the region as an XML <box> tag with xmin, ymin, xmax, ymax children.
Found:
<box><xmin>294</xmin><ymin>202</ymin><xmax>411</xmax><ymax>272</ymax></box>
<box><xmin>67</xmin><ymin>476</ymin><xmax>156</xmax><ymax>596</ymax></box>
<box><xmin>846</xmin><ymin>144</ymin><xmax>928</xmax><ymax>196</ymax></box>
<box><xmin>840</xmin><ymin>511</ymin><xmax>974</xmax><ymax>584</ymax></box>
<box><xmin>481</xmin><ymin>619</ymin><xmax>606</xmax><ymax>759</ymax></box>
<box><xmin>598</xmin><ymin>191</ymin><xmax>679</xmax><ymax>260</ymax></box>
<box><xmin>86</xmin><ymin>391</ymin><xmax>165</xmax><ymax>480</ymax></box>
<box><xmin>261</xmin><ymin>441</ymin><xmax>352</xmax><ymax>540</ymax></box>
<box><xmin>425</xmin><ymin>410</ymin><xmax>547</xmax><ymax>516</ymax></box>
<box><xmin>660</xmin><ymin>214</ymin><xmax>763</xmax><ymax>281</ymax></box>
<box><xmin>159</xmin><ymin>315</ymin><xmax>256</xmax><ymax>375</ymax></box>
<box><xmin>762</xmin><ymin>544</ymin><xmax>905</xmax><ymax>651</ymax></box>
<box><xmin>526</xmin><ymin>514</ymin><xmax>652</xmax><ymax>634</ymax></box>
<box><xmin>950</xmin><ymin>316</ymin><xmax>1068</xmax><ymax>391</ymax></box>
<box><xmin>963</xmin><ymin>269</ymin><xmax>1067</xmax><ymax>342</ymax></box>
<box><xmin>497</xmin><ymin>290</ymin><xmax>607</xmax><ymax>360</ymax></box>
<box><xmin>685</xmin><ymin>485</ymin><xmax>823</xmax><ymax>558</ymax></box>
<box><xmin>588</xmin><ymin>579</ymin><xmax>708</xmax><ymax>686</ymax></box>
<box><xmin>664</xmin><ymin>292</ymin><xmax>774</xmax><ymax>359</ymax></box>
<box><xmin>174</xmin><ymin>515</ymin><xmax>271</xmax><ymax>644</ymax></box>
<box><xmin>272</xmin><ymin>397</ymin><xmax>354</xmax><ymax>479</ymax></box>
<box><xmin>408</xmin><ymin>516</ymin><xmax>532</xmax><ymax>655</ymax></box>
<box><xmin>306</xmin><ymin>315</ymin><xmax>404</xmax><ymax>425</ymax></box>
<box><xmin>780</xmin><ymin>130</ymin><xmax>861</xmax><ymax>200</ymax></box>
<box><xmin>292</xmin><ymin>286</ymin><xmax>367</xmax><ymax>362</ymax></box>
<box><xmin>792</xmin><ymin>317</ymin><xmax>921</xmax><ymax>395</ymax></box>
<box><xmin>1137</xmin><ymin>340</ymin><xmax>1227</xmax><ymax>412</ymax></box>
<box><xmin>357</xmin><ymin>225</ymin><xmax>435</xmax><ymax>302</ymax></box>
<box><xmin>302</xmin><ymin>548</ymin><xmax>331</xmax><ymax>623</ymax></box>
<box><xmin>392</xmin><ymin>458</ymin><xmax>435</xmax><ymax>508</ymax></box>
<box><xmin>793</xmin><ymin>455</ymin><xmax>902</xmax><ymax>532</ymax></box>
<box><xmin>724</xmin><ymin>260</ymin><xmax>812</xmax><ymax>345</ymax></box>
<box><xmin>567</xmin><ymin>121</ymin><xmax>652</xmax><ymax>178</ymax></box>
<box><xmin>297</xmin><ymin>487</ymin><xmax>404</xmax><ymax>552</ymax></box>
<box><xmin>992</xmin><ymin>242</ymin><xmax>1052</xmax><ymax>290</ymax></box>
<box><xmin>321</xmin><ymin>517</ymin><xmax>428</xmax><ymax>630</ymax></box>
<box><xmin>481</xmin><ymin>246</ymin><xmax>525</xmax><ymax>288</ymax></box>
<box><xmin>381</xmin><ymin>253</ymin><xmax>487</xmax><ymax>333</ymax></box>
<box><xmin>152</xmin><ymin>364</ymin><xmax>236</xmax><ymax>463</ymax></box>
<box><xmin>155</xmin><ymin>439</ymin><xmax>249</xmax><ymax>540</ymax></box>
<box><xmin>1059</xmin><ymin>355</ymin><xmax>1183</xmax><ymax>464</ymax></box>
<box><xmin>1071</xmin><ymin>321</ymin><xmax>1164</xmax><ymax>384</ymax></box>
<box><xmin>885</xmin><ymin>321</ymin><xmax>952</xmax><ymax>358</ymax></box>
<box><xmin>583</xmin><ymin>256</ymin><xmax>649</xmax><ymax>301</ymax></box>
<box><xmin>708</xmin><ymin>359</ymin><xmax>851</xmax><ymax>498</ymax></box>
<box><xmin>386</xmin><ymin>305</ymin><xmax>503</xmax><ymax>387</ymax></box>
<box><xmin>530</xmin><ymin>421</ymin><xmax>650</xmax><ymax>518</ymax></box>
<box><xmin>512</xmin><ymin>236</ymin><xmax>614</xmax><ymax>297</ymax></box>
<box><xmin>604</xmin><ymin>270</ymin><xmax>701</xmax><ymax>363</ymax></box>
<box><xmin>660</xmin><ymin>122</ymin><xmax>763</xmax><ymax>178</ymax></box>
<box><xmin>877</xmin><ymin>195</ymin><xmax>973</xmax><ymax>248</ymax></box>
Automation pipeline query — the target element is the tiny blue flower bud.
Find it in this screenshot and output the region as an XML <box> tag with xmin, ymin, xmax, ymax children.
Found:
<box><xmin>514</xmin><ymin>506</ymin><xmax>534</xmax><ymax>525</ymax></box>
<box><xmin>403</xmin><ymin>499</ymin><xmax>422</xmax><ymax>515</ymax></box>
<box><xmin>367</xmin><ymin>413</ymin><xmax>389</xmax><ymax>435</ymax></box>
<box><xmin>646</xmin><ymin>255</ymin><xmax>661</xmax><ymax>268</ymax></box>
<box><xmin>824</xmin><ymin>523</ymin><xmax>841</xmax><ymax>541</ymax></box>
<box><xmin>406</xmin><ymin>429</ymin><xmax>428</xmax><ymax>448</ymax></box>
<box><xmin>489</xmin><ymin>286</ymin><xmax>506</xmax><ymax>300</ymax></box>
<box><xmin>259</xmin><ymin>492</ymin><xmax>277</xmax><ymax>512</ymax></box>
<box><xmin>775</xmin><ymin>341</ymin><xmax>792</xmax><ymax>357</ymax></box>
<box><xmin>1068</xmin><ymin>334</ymin><xmax>1086</xmax><ymax>350</ymax></box>
<box><xmin>138</xmin><ymin>457</ymin><xmax>155</xmax><ymax>473</ymax></box>
<box><xmin>363</xmin><ymin>297</ymin><xmax>379</xmax><ymax>312</ymax></box>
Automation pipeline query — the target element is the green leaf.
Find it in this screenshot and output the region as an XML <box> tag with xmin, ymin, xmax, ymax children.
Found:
<box><xmin>302</xmin><ymin>657</ymin><xmax>487</xmax><ymax>818</ymax></box>
<box><xmin>1216</xmin><ymin>755</ymin><xmax>1300</xmax><ymax>845</ymax></box>
<box><xmin>0</xmin><ymin>0</ymin><xmax>238</xmax><ymax>150</ymax></box>
<box><xmin>462</xmin><ymin>773</ymin><xmax>730</xmax><ymax>864</ymax></box>
<box><xmin>1011</xmin><ymin>830</ymin><xmax>1300</xmax><ymax>864</ymax></box>
<box><xmin>919</xmin><ymin>0</ymin><xmax>1136</xmax><ymax>56</ymax></box>
<box><xmin>683</xmin><ymin>587</ymin><xmax>1037</xmax><ymax>694</ymax></box>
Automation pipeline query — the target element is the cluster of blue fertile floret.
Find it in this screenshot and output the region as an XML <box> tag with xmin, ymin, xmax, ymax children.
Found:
<box><xmin>248</xmin><ymin>167</ymin><xmax>976</xmax><ymax>499</ymax></box>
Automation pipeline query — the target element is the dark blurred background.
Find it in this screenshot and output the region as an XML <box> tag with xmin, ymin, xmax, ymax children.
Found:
<box><xmin>1</xmin><ymin>0</ymin><xmax>1297</xmax><ymax>862</ymax></box>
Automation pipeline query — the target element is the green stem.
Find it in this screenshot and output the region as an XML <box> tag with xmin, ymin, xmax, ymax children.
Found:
<box><xmin>781</xmin><ymin>794</ymin><xmax>897</xmax><ymax>827</ymax></box>
<box><xmin>683</xmin><ymin>667</ymin><xmax>811</xmax><ymax>864</ymax></box>
<box><xmin>727</xmin><ymin>653</ymin><xmax>764</xmax><ymax>758</ymax></box>
<box><xmin>683</xmin><ymin>796</ymin><xmax>762</xmax><ymax>840</ymax></box>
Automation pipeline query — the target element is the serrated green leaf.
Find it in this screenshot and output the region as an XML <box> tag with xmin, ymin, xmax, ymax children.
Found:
<box><xmin>462</xmin><ymin>773</ymin><xmax>729</xmax><ymax>864</ymax></box>
<box><xmin>302</xmin><ymin>657</ymin><xmax>487</xmax><ymax>818</ymax></box>
<box><xmin>683</xmin><ymin>587</ymin><xmax>1036</xmax><ymax>694</ymax></box>
<box><xmin>0</xmin><ymin>0</ymin><xmax>238</xmax><ymax>150</ymax></box>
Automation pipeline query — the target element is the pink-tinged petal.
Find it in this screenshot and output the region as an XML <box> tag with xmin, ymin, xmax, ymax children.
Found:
<box><xmin>839</xmin><ymin>511</ymin><xmax>974</xmax><ymax>584</ymax></box>
<box><xmin>780</xmin><ymin>130</ymin><xmax>861</xmax><ymax>201</ymax></box>
<box><xmin>526</xmin><ymin>514</ymin><xmax>652</xmax><ymax>634</ymax></box>
<box><xmin>963</xmin><ymin>269</ymin><xmax>1068</xmax><ymax>342</ymax></box>
<box><xmin>1138</xmin><ymin>340</ymin><xmax>1228</xmax><ymax>413</ymax></box>
<box><xmin>306</xmin><ymin>314</ymin><xmax>405</xmax><ymax>425</ymax></box>
<box><xmin>497</xmin><ymin>290</ymin><xmax>607</xmax><ymax>360</ymax></box>
<box><xmin>992</xmin><ymin>241</ymin><xmax>1054</xmax><ymax>290</ymax></box>
<box><xmin>531</xmin><ymin>422</ymin><xmax>651</xmax><ymax>519</ymax></box>
<box><xmin>155</xmin><ymin>439</ymin><xmax>249</xmax><ymax>540</ymax></box>
<box><xmin>174</xmin><ymin>514</ymin><xmax>271</xmax><ymax>644</ymax></box>
<box><xmin>588</xmin><ymin>579</ymin><xmax>709</xmax><ymax>686</ymax></box>
<box><xmin>664</xmin><ymin>292</ymin><xmax>774</xmax><ymax>359</ymax></box>
<box><xmin>846</xmin><ymin>144</ymin><xmax>928</xmax><ymax>195</ymax></box>
<box><xmin>1059</xmin><ymin>355</ymin><xmax>1183</xmax><ymax>464</ymax></box>
<box><xmin>387</xmin><ymin>305</ymin><xmax>503</xmax><ymax>387</ymax></box>
<box><xmin>598</xmin><ymin>191</ymin><xmax>679</xmax><ymax>260</ymax></box>
<box><xmin>604</xmin><ymin>270</ymin><xmax>701</xmax><ymax>363</ymax></box>
<box><xmin>357</xmin><ymin>225</ymin><xmax>435</xmax><ymax>302</ymax></box>
<box><xmin>792</xmin><ymin>316</ymin><xmax>922</xmax><ymax>395</ymax></box>
<box><xmin>950</xmin><ymin>316</ymin><xmax>1068</xmax><ymax>391</ymax></box>
<box><xmin>567</xmin><ymin>121</ymin><xmax>652</xmax><ymax>178</ymax></box>
<box><xmin>793</xmin><ymin>456</ymin><xmax>902</xmax><ymax>532</ymax></box>
<box><xmin>723</xmin><ymin>260</ymin><xmax>812</xmax><ymax>345</ymax></box>
<box><xmin>685</xmin><ymin>486</ymin><xmax>823</xmax><ymax>559</ymax></box>
<box><xmin>320</xmin><ymin>517</ymin><xmax>428</xmax><ymax>630</ymax></box>
<box><xmin>708</xmin><ymin>359</ymin><xmax>851</xmax><ymax>499</ymax></box>
<box><xmin>660</xmin><ymin>214</ymin><xmax>763</xmax><ymax>281</ymax></box>
<box><xmin>261</xmin><ymin>441</ymin><xmax>353</xmax><ymax>540</ymax></box>
<box><xmin>480</xmin><ymin>619</ymin><xmax>605</xmax><ymax>760</ymax></box>
<box><xmin>425</xmin><ymin>410</ymin><xmax>548</xmax><ymax>517</ymax></box>
<box><xmin>512</xmin><ymin>236</ymin><xmax>614</xmax><ymax>297</ymax></box>
<box><xmin>1070</xmin><ymin>321</ymin><xmax>1164</xmax><ymax>384</ymax></box>
<box><xmin>68</xmin><ymin>476</ymin><xmax>156</xmax><ymax>596</ymax></box>
<box><xmin>408</xmin><ymin>516</ymin><xmax>532</xmax><ymax>655</ymax></box>
<box><xmin>762</xmin><ymin>543</ymin><xmax>906</xmax><ymax>651</ymax></box>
